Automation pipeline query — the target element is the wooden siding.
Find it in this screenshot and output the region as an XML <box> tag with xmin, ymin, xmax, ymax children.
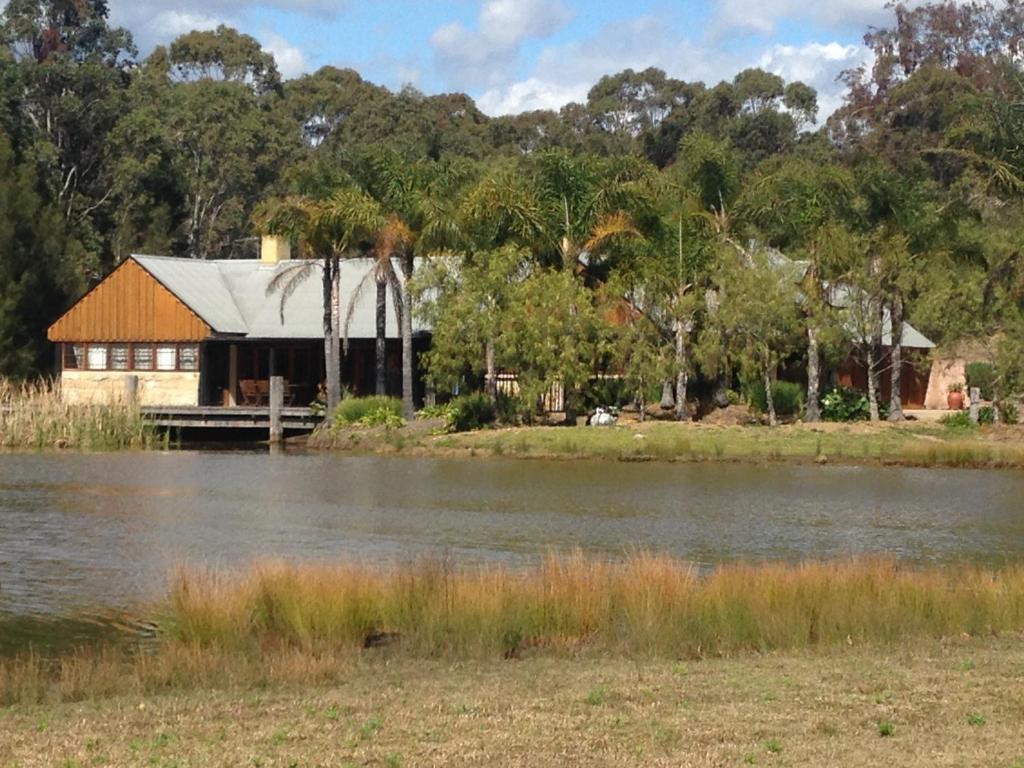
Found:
<box><xmin>48</xmin><ymin>260</ymin><xmax>211</xmax><ymax>343</ymax></box>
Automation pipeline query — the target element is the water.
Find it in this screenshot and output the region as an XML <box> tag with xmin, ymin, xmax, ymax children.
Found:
<box><xmin>2</xmin><ymin>451</ymin><xmax>1024</xmax><ymax>623</ymax></box>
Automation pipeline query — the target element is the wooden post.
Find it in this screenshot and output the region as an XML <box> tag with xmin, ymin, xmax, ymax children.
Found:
<box><xmin>269</xmin><ymin>375</ymin><xmax>284</xmax><ymax>445</ymax></box>
<box><xmin>124</xmin><ymin>375</ymin><xmax>139</xmax><ymax>405</ymax></box>
<box><xmin>227</xmin><ymin>344</ymin><xmax>238</xmax><ymax>407</ymax></box>
<box><xmin>969</xmin><ymin>387</ymin><xmax>981</xmax><ymax>423</ymax></box>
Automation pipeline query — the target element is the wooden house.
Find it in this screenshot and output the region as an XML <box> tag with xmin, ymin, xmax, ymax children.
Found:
<box><xmin>47</xmin><ymin>237</ymin><xmax>430</xmax><ymax>407</ymax></box>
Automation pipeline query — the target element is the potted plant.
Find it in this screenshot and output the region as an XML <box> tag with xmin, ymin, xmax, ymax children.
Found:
<box><xmin>947</xmin><ymin>382</ymin><xmax>966</xmax><ymax>410</ymax></box>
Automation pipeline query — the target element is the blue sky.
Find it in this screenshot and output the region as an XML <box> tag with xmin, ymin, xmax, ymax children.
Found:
<box><xmin>108</xmin><ymin>0</ymin><xmax>903</xmax><ymax>118</ymax></box>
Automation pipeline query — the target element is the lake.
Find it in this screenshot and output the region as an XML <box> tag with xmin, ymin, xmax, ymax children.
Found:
<box><xmin>2</xmin><ymin>450</ymin><xmax>1024</xmax><ymax>624</ymax></box>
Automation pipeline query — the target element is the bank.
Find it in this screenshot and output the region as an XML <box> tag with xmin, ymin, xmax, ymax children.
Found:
<box><xmin>309</xmin><ymin>418</ymin><xmax>1024</xmax><ymax>470</ymax></box>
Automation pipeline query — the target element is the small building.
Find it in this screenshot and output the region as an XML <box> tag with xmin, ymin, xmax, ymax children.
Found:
<box><xmin>46</xmin><ymin>237</ymin><xmax>430</xmax><ymax>407</ymax></box>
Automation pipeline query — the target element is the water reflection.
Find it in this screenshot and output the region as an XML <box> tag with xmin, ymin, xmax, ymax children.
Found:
<box><xmin>0</xmin><ymin>451</ymin><xmax>1023</xmax><ymax>620</ymax></box>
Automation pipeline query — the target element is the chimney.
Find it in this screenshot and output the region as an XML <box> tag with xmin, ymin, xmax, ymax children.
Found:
<box><xmin>260</xmin><ymin>235</ymin><xmax>291</xmax><ymax>265</ymax></box>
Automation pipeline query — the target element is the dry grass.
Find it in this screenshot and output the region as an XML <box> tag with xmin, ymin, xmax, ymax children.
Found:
<box><xmin>161</xmin><ymin>555</ymin><xmax>1024</xmax><ymax>659</ymax></box>
<box><xmin>0</xmin><ymin>379</ymin><xmax>162</xmax><ymax>450</ymax></box>
<box><xmin>3</xmin><ymin>638</ymin><xmax>1024</xmax><ymax>767</ymax></box>
<box><xmin>5</xmin><ymin>555</ymin><xmax>1024</xmax><ymax>711</ymax></box>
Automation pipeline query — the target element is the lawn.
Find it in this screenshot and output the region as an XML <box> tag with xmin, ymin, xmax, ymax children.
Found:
<box><xmin>3</xmin><ymin>639</ymin><xmax>1023</xmax><ymax>767</ymax></box>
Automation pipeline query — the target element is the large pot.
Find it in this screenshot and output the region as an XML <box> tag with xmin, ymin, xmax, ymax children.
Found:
<box><xmin>947</xmin><ymin>391</ymin><xmax>965</xmax><ymax>410</ymax></box>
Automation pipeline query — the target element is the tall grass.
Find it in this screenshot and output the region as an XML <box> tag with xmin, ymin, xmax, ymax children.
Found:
<box><xmin>5</xmin><ymin>554</ymin><xmax>1024</xmax><ymax>706</ymax></box>
<box><xmin>0</xmin><ymin>379</ymin><xmax>163</xmax><ymax>450</ymax></box>
<box><xmin>163</xmin><ymin>554</ymin><xmax>1024</xmax><ymax>658</ymax></box>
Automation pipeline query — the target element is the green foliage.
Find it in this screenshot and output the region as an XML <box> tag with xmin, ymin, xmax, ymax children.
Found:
<box><xmin>746</xmin><ymin>380</ymin><xmax>804</xmax><ymax>418</ymax></box>
<box><xmin>965</xmin><ymin>363</ymin><xmax>996</xmax><ymax>400</ymax></box>
<box><xmin>448</xmin><ymin>394</ymin><xmax>497</xmax><ymax>433</ymax></box>
<box><xmin>821</xmin><ymin>387</ymin><xmax>872</xmax><ymax>423</ymax></box>
<box><xmin>940</xmin><ymin>411</ymin><xmax>977</xmax><ymax>431</ymax></box>
<box><xmin>334</xmin><ymin>397</ymin><xmax>403</xmax><ymax>428</ymax></box>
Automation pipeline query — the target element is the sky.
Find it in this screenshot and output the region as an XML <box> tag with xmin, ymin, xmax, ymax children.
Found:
<box><xmin>105</xmin><ymin>0</ymin><xmax>907</xmax><ymax>120</ymax></box>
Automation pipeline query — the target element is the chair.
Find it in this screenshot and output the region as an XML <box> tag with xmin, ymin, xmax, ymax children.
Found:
<box><xmin>239</xmin><ymin>379</ymin><xmax>261</xmax><ymax>406</ymax></box>
<box><xmin>257</xmin><ymin>380</ymin><xmax>270</xmax><ymax>405</ymax></box>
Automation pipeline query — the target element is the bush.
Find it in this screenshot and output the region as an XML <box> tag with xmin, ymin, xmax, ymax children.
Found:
<box><xmin>449</xmin><ymin>393</ymin><xmax>497</xmax><ymax>433</ymax></box>
<box><xmin>978</xmin><ymin>406</ymin><xmax>995</xmax><ymax>426</ymax></box>
<box><xmin>965</xmin><ymin>363</ymin><xmax>996</xmax><ymax>400</ymax></box>
<box><xmin>746</xmin><ymin>380</ymin><xmax>804</xmax><ymax>418</ymax></box>
<box><xmin>821</xmin><ymin>387</ymin><xmax>870</xmax><ymax>422</ymax></box>
<box><xmin>1001</xmin><ymin>401</ymin><xmax>1020</xmax><ymax>425</ymax></box>
<box><xmin>334</xmin><ymin>396</ymin><xmax>403</xmax><ymax>428</ymax></box>
<box><xmin>940</xmin><ymin>411</ymin><xmax>976</xmax><ymax>430</ymax></box>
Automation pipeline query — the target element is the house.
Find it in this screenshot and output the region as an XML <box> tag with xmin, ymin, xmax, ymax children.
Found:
<box><xmin>763</xmin><ymin>247</ymin><xmax>936</xmax><ymax>409</ymax></box>
<box><xmin>46</xmin><ymin>237</ymin><xmax>430</xmax><ymax>407</ymax></box>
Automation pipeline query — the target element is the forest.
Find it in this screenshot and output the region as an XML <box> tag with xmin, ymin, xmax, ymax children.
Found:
<box><xmin>2</xmin><ymin>0</ymin><xmax>1023</xmax><ymax>425</ymax></box>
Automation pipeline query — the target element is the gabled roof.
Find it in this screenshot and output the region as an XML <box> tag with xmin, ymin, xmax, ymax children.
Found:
<box><xmin>130</xmin><ymin>255</ymin><xmax>428</xmax><ymax>340</ymax></box>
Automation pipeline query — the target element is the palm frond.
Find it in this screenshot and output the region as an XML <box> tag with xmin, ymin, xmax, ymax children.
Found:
<box><xmin>265</xmin><ymin>261</ymin><xmax>318</xmax><ymax>323</ymax></box>
<box><xmin>341</xmin><ymin>268</ymin><xmax>378</xmax><ymax>354</ymax></box>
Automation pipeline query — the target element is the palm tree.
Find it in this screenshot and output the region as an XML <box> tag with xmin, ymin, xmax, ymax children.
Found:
<box><xmin>259</xmin><ymin>187</ymin><xmax>385</xmax><ymax>413</ymax></box>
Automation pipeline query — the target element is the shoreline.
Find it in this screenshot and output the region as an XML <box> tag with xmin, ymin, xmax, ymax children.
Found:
<box><xmin>307</xmin><ymin>420</ymin><xmax>1024</xmax><ymax>471</ymax></box>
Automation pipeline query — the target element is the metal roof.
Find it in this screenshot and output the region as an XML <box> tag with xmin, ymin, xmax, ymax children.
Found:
<box><xmin>131</xmin><ymin>255</ymin><xmax>428</xmax><ymax>340</ymax></box>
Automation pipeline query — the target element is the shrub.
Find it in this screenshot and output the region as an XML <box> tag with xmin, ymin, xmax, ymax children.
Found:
<box><xmin>449</xmin><ymin>393</ymin><xmax>497</xmax><ymax>433</ymax></box>
<box><xmin>334</xmin><ymin>396</ymin><xmax>403</xmax><ymax>428</ymax></box>
<box><xmin>746</xmin><ymin>380</ymin><xmax>804</xmax><ymax>418</ymax></box>
<box><xmin>940</xmin><ymin>411</ymin><xmax>976</xmax><ymax>430</ymax></box>
<box><xmin>1000</xmin><ymin>401</ymin><xmax>1019</xmax><ymax>425</ymax></box>
<box><xmin>965</xmin><ymin>363</ymin><xmax>996</xmax><ymax>400</ymax></box>
<box><xmin>821</xmin><ymin>387</ymin><xmax>870</xmax><ymax>422</ymax></box>
<box><xmin>978</xmin><ymin>406</ymin><xmax>995</xmax><ymax>425</ymax></box>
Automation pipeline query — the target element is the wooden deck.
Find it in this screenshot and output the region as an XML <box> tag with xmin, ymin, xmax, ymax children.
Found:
<box><xmin>141</xmin><ymin>406</ymin><xmax>322</xmax><ymax>431</ymax></box>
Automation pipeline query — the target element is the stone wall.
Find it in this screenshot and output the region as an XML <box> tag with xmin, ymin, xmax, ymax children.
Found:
<box><xmin>61</xmin><ymin>371</ymin><xmax>199</xmax><ymax>407</ymax></box>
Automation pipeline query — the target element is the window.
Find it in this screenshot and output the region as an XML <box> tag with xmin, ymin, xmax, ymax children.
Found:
<box><xmin>132</xmin><ymin>345</ymin><xmax>153</xmax><ymax>370</ymax></box>
<box><xmin>178</xmin><ymin>345</ymin><xmax>199</xmax><ymax>371</ymax></box>
<box><xmin>64</xmin><ymin>344</ymin><xmax>85</xmax><ymax>370</ymax></box>
<box><xmin>110</xmin><ymin>344</ymin><xmax>130</xmax><ymax>371</ymax></box>
<box><xmin>156</xmin><ymin>346</ymin><xmax>177</xmax><ymax>371</ymax></box>
<box><xmin>86</xmin><ymin>345</ymin><xmax>108</xmax><ymax>370</ymax></box>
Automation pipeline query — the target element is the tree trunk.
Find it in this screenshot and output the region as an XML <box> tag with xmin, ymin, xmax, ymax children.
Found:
<box><xmin>866</xmin><ymin>345</ymin><xmax>880</xmax><ymax>422</ymax></box>
<box><xmin>674</xmin><ymin>319</ymin><xmax>690</xmax><ymax>421</ymax></box>
<box><xmin>660</xmin><ymin>380</ymin><xmax>675</xmax><ymax>410</ymax></box>
<box><xmin>400</xmin><ymin>254</ymin><xmax>415</xmax><ymax>420</ymax></box>
<box><xmin>322</xmin><ymin>256</ymin><xmax>342</xmax><ymax>413</ymax></box>
<box><xmin>484</xmin><ymin>338</ymin><xmax>497</xmax><ymax>402</ymax></box>
<box><xmin>375</xmin><ymin>277</ymin><xmax>387</xmax><ymax>396</ymax></box>
<box><xmin>764</xmin><ymin>367</ymin><xmax>777</xmax><ymax>427</ymax></box>
<box><xmin>887</xmin><ymin>296</ymin><xmax>904</xmax><ymax>422</ymax></box>
<box><xmin>638</xmin><ymin>380</ymin><xmax>646</xmax><ymax>423</ymax></box>
<box><xmin>805</xmin><ymin>324</ymin><xmax>822</xmax><ymax>423</ymax></box>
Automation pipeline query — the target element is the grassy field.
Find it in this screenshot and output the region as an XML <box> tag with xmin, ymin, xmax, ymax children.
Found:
<box><xmin>3</xmin><ymin>639</ymin><xmax>1024</xmax><ymax>767</ymax></box>
<box><xmin>0</xmin><ymin>380</ymin><xmax>163</xmax><ymax>450</ymax></box>
<box><xmin>420</xmin><ymin>420</ymin><xmax>1024</xmax><ymax>469</ymax></box>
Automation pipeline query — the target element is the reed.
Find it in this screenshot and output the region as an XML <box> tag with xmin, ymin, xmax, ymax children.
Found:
<box><xmin>0</xmin><ymin>379</ymin><xmax>163</xmax><ymax>450</ymax></box>
<box><xmin>162</xmin><ymin>554</ymin><xmax>1024</xmax><ymax>658</ymax></box>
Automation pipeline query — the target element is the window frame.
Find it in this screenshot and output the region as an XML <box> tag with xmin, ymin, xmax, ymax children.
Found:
<box><xmin>62</xmin><ymin>342</ymin><xmax>201</xmax><ymax>373</ymax></box>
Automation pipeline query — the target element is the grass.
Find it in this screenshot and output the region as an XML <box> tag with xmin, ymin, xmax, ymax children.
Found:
<box><xmin>0</xmin><ymin>379</ymin><xmax>163</xmax><ymax>450</ymax></box>
<box><xmin>426</xmin><ymin>421</ymin><xmax>1024</xmax><ymax>469</ymax></box>
<box><xmin>6</xmin><ymin>554</ymin><xmax>1024</xmax><ymax>710</ymax></box>
<box><xmin>3</xmin><ymin>640</ymin><xmax>1024</xmax><ymax>767</ymax></box>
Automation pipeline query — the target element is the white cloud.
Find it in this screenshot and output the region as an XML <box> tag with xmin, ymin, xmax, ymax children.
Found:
<box><xmin>475</xmin><ymin>15</ymin><xmax>869</xmax><ymax>124</ymax></box>
<box><xmin>261</xmin><ymin>32</ymin><xmax>310</xmax><ymax>79</ymax></box>
<box><xmin>710</xmin><ymin>0</ymin><xmax>892</xmax><ymax>37</ymax></box>
<box><xmin>757</xmin><ymin>42</ymin><xmax>870</xmax><ymax>122</ymax></box>
<box><xmin>431</xmin><ymin>0</ymin><xmax>572</xmax><ymax>89</ymax></box>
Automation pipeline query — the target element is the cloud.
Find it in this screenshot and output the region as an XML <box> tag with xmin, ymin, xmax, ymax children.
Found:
<box><xmin>431</xmin><ymin>0</ymin><xmax>573</xmax><ymax>90</ymax></box>
<box><xmin>261</xmin><ymin>32</ymin><xmax>310</xmax><ymax>79</ymax></box>
<box><xmin>710</xmin><ymin>0</ymin><xmax>892</xmax><ymax>36</ymax></box>
<box><xmin>475</xmin><ymin>15</ymin><xmax>869</xmax><ymax>123</ymax></box>
<box><xmin>757</xmin><ymin>42</ymin><xmax>870</xmax><ymax>122</ymax></box>
<box><xmin>109</xmin><ymin>0</ymin><xmax>342</xmax><ymax>52</ymax></box>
